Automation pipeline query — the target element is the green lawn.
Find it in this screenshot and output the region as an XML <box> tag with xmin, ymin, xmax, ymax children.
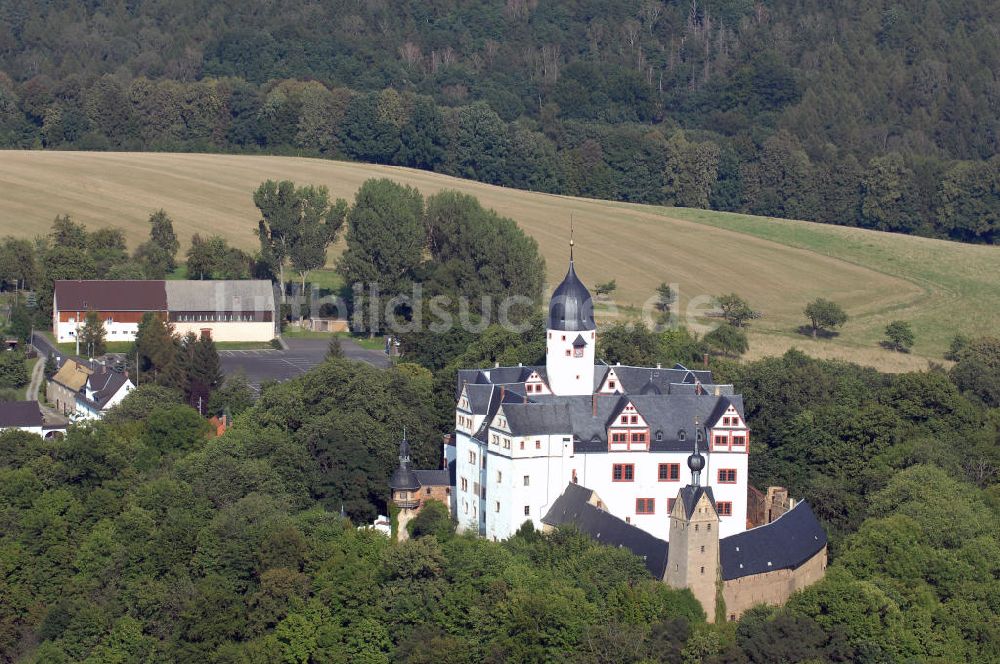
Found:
<box><xmin>282</xmin><ymin>327</ymin><xmax>336</xmax><ymax>339</ymax></box>
<box><xmin>308</xmin><ymin>268</ymin><xmax>345</xmax><ymax>295</ymax></box>
<box><xmin>336</xmin><ymin>332</ymin><xmax>387</xmax><ymax>351</ymax></box>
<box><xmin>166</xmin><ymin>265</ymin><xmax>189</xmax><ymax>280</ymax></box>
<box><xmin>655</xmin><ymin>207</ymin><xmax>1000</xmax><ymax>359</ymax></box>
<box><xmin>214</xmin><ymin>341</ymin><xmax>275</xmax><ymax>350</ymax></box>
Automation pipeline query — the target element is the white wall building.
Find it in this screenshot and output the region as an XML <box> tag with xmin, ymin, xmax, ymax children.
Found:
<box><xmin>53</xmin><ymin>280</ymin><xmax>277</xmax><ymax>344</ymax></box>
<box><xmin>453</xmin><ymin>245</ymin><xmax>750</xmax><ymax>542</ymax></box>
<box><xmin>73</xmin><ymin>368</ymin><xmax>135</xmax><ymax>421</ymax></box>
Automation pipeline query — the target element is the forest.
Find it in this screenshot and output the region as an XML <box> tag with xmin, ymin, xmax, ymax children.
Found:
<box><xmin>0</xmin><ymin>0</ymin><xmax>998</xmax><ymax>242</ymax></box>
<box><xmin>1</xmin><ymin>331</ymin><xmax>998</xmax><ymax>661</ymax></box>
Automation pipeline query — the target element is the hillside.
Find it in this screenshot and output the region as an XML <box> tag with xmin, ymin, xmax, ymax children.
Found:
<box><xmin>2</xmin><ymin>150</ymin><xmax>997</xmax><ymax>369</ymax></box>
<box><xmin>0</xmin><ymin>1</ymin><xmax>997</xmax><ymax>242</ymax></box>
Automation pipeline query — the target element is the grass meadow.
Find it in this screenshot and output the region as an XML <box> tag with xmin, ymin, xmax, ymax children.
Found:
<box><xmin>1</xmin><ymin>151</ymin><xmax>996</xmax><ymax>371</ymax></box>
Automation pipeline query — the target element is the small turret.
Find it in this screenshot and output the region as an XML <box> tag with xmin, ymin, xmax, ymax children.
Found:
<box><xmin>546</xmin><ymin>231</ymin><xmax>597</xmax><ymax>395</ymax></box>
<box><xmin>389</xmin><ymin>434</ymin><xmax>420</xmax><ymax>507</ymax></box>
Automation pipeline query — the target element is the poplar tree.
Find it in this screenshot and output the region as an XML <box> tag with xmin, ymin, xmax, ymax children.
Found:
<box><xmin>79</xmin><ymin>310</ymin><xmax>107</xmax><ymax>357</ymax></box>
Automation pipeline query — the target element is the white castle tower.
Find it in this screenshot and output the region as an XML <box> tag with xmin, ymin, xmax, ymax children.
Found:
<box><xmin>545</xmin><ymin>238</ymin><xmax>596</xmax><ymax>395</ymax></box>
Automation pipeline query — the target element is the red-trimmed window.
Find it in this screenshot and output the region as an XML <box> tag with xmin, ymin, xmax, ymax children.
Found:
<box><xmin>631</xmin><ymin>432</ymin><xmax>646</xmax><ymax>443</ymax></box>
<box><xmin>723</xmin><ymin>416</ymin><xmax>731</xmax><ymax>426</ymax></box>
<box><xmin>718</xmin><ymin>469</ymin><xmax>737</xmax><ymax>484</ymax></box>
<box><xmin>714</xmin><ymin>435</ymin><xmax>727</xmax><ymax>448</ymax></box>
<box><xmin>612</xmin><ymin>464</ymin><xmax>635</xmax><ymax>482</ymax></box>
<box><xmin>620</xmin><ymin>415</ymin><xmax>628</xmax><ymax>424</ymax></box>
<box><xmin>608</xmin><ymin>380</ymin><xmax>616</xmax><ymax>390</ymax></box>
<box><xmin>611</xmin><ymin>432</ymin><xmax>627</xmax><ymax>443</ymax></box>
<box><xmin>636</xmin><ymin>498</ymin><xmax>655</xmax><ymax>514</ymax></box>
<box><xmin>732</xmin><ymin>435</ymin><xmax>746</xmax><ymax>446</ymax></box>
<box><xmin>630</xmin><ymin>415</ymin><xmax>638</xmax><ymax>424</ymax></box>
<box><xmin>717</xmin><ymin>501</ymin><xmax>733</xmax><ymax>516</ymax></box>
<box><xmin>658</xmin><ymin>463</ymin><xmax>680</xmax><ymax>481</ymax></box>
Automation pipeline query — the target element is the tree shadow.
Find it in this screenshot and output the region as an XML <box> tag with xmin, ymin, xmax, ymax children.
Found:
<box><xmin>879</xmin><ymin>340</ymin><xmax>911</xmax><ymax>353</ymax></box>
<box><xmin>795</xmin><ymin>325</ymin><xmax>840</xmax><ymax>339</ymax></box>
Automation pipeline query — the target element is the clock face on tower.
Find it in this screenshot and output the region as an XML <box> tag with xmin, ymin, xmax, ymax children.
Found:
<box><xmin>574</xmin><ymin>347</ymin><xmax>584</xmax><ymax>358</ymax></box>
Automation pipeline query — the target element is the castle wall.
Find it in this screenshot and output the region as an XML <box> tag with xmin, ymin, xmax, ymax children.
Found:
<box><xmin>721</xmin><ymin>545</ymin><xmax>827</xmax><ymax>621</ymax></box>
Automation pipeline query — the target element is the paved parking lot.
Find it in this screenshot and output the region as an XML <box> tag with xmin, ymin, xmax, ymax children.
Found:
<box><xmin>220</xmin><ymin>338</ymin><xmax>390</xmax><ymax>390</ymax></box>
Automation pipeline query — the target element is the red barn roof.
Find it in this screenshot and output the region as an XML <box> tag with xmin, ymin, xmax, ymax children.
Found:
<box><xmin>54</xmin><ymin>280</ymin><xmax>167</xmax><ymax>312</ymax></box>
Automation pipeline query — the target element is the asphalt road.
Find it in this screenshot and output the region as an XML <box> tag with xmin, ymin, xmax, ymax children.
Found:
<box><xmin>220</xmin><ymin>337</ymin><xmax>390</xmax><ymax>390</ymax></box>
<box><xmin>32</xmin><ymin>332</ymin><xmax>391</xmax><ymax>394</ymax></box>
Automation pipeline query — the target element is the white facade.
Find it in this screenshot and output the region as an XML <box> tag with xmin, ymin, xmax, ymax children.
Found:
<box><xmin>452</xmin><ymin>252</ymin><xmax>749</xmax><ymax>543</ymax></box>
<box><xmin>171</xmin><ymin>321</ymin><xmax>275</xmax><ymax>342</ymax></box>
<box><xmin>74</xmin><ymin>377</ymin><xmax>134</xmax><ymax>421</ymax></box>
<box><xmin>545</xmin><ymin>328</ymin><xmax>596</xmax><ymax>395</ymax></box>
<box><xmin>54</xmin><ymin>317</ymin><xmax>140</xmax><ymax>344</ymax></box>
<box><xmin>456</xmin><ymin>411</ymin><xmax>749</xmax><ymax>542</ymax></box>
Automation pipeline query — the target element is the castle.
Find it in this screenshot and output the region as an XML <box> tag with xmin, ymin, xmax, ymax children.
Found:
<box><xmin>391</xmin><ymin>241</ymin><xmax>827</xmax><ymax>620</ymax></box>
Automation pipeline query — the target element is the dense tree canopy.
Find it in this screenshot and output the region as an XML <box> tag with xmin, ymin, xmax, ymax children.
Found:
<box><xmin>0</xmin><ymin>1</ymin><xmax>997</xmax><ymax>242</ymax></box>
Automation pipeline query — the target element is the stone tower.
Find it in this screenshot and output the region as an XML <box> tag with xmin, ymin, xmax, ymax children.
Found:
<box><xmin>389</xmin><ymin>434</ymin><xmax>420</xmax><ymax>541</ymax></box>
<box><xmin>664</xmin><ymin>422</ymin><xmax>722</xmax><ymax>621</ymax></box>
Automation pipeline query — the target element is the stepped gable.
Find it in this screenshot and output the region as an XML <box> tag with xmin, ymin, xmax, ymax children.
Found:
<box><xmin>719</xmin><ymin>502</ymin><xmax>827</xmax><ymax>580</ymax></box>
<box><xmin>542</xmin><ymin>483</ymin><xmax>670</xmax><ymax>578</ymax></box>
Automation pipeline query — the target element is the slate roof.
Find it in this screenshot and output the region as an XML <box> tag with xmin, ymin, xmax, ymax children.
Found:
<box><xmin>413</xmin><ymin>468</ymin><xmax>451</xmax><ymax>486</ymax></box>
<box><xmin>512</xmin><ymin>393</ymin><xmax>744</xmax><ymax>451</ymax></box>
<box><xmin>676</xmin><ymin>485</ymin><xmax>717</xmax><ymax>519</ymax></box>
<box><xmin>80</xmin><ymin>369</ymin><xmax>131</xmax><ymax>411</ymax></box>
<box><xmin>0</xmin><ymin>401</ymin><xmax>44</xmax><ymax>428</ymax></box>
<box><xmin>55</xmin><ymin>280</ymin><xmax>167</xmax><ymax>312</ymax></box>
<box><xmin>719</xmin><ymin>502</ymin><xmax>828</xmax><ymax>580</ymax></box>
<box><xmin>544</xmin><ymin>484</ymin><xmax>827</xmax><ymax>582</ymax></box>
<box><xmin>164</xmin><ymin>280</ymin><xmax>275</xmax><ymax>312</ymax></box>
<box><xmin>548</xmin><ymin>260</ymin><xmax>595</xmax><ymax>331</ymax></box>
<box><xmin>542</xmin><ymin>483</ymin><xmax>670</xmax><ymax>577</ymax></box>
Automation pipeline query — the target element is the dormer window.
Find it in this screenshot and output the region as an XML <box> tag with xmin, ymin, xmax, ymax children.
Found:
<box><xmin>655</xmin><ymin>430</ymin><xmax>663</xmax><ymax>441</ymax></box>
<box><xmin>678</xmin><ymin>429</ymin><xmax>687</xmax><ymax>442</ymax></box>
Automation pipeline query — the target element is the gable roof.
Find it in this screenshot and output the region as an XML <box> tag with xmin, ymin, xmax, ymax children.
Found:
<box><xmin>80</xmin><ymin>370</ymin><xmax>132</xmax><ymax>411</ymax></box>
<box><xmin>164</xmin><ymin>280</ymin><xmax>275</xmax><ymax>312</ymax></box>
<box><xmin>55</xmin><ymin>280</ymin><xmax>167</xmax><ymax>312</ymax></box>
<box><xmin>413</xmin><ymin>468</ymin><xmax>451</xmax><ymax>486</ymax></box>
<box><xmin>542</xmin><ymin>483</ymin><xmax>670</xmax><ymax>578</ymax></box>
<box><xmin>0</xmin><ymin>401</ymin><xmax>44</xmax><ymax>428</ymax></box>
<box><xmin>675</xmin><ymin>485</ymin><xmax>717</xmax><ymax>520</ymax></box>
<box><xmin>51</xmin><ymin>357</ymin><xmax>93</xmax><ymax>391</ymax></box>
<box><xmin>719</xmin><ymin>502</ymin><xmax>828</xmax><ymax>580</ymax></box>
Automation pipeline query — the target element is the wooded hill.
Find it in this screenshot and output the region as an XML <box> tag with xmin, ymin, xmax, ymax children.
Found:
<box><xmin>0</xmin><ymin>0</ymin><xmax>997</xmax><ymax>242</ymax></box>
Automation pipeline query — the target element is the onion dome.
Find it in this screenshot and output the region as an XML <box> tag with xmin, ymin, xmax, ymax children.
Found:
<box><xmin>687</xmin><ymin>451</ymin><xmax>706</xmax><ymax>473</ymax></box>
<box><xmin>548</xmin><ymin>241</ymin><xmax>595</xmax><ymax>331</ymax></box>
